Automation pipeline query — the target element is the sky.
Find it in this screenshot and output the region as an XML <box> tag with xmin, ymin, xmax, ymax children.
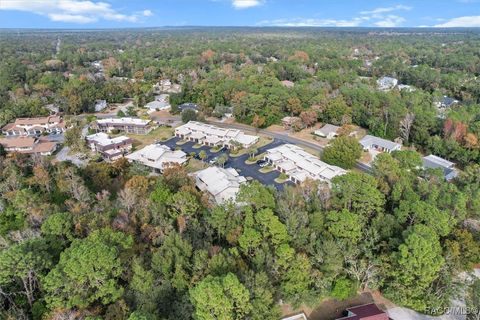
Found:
<box><xmin>0</xmin><ymin>0</ymin><xmax>479</xmax><ymax>28</ymax></box>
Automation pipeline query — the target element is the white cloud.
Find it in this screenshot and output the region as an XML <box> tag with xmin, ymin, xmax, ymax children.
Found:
<box><xmin>360</xmin><ymin>5</ymin><xmax>412</xmax><ymax>15</ymax></box>
<box><xmin>374</xmin><ymin>15</ymin><xmax>406</xmax><ymax>27</ymax></box>
<box><xmin>0</xmin><ymin>0</ymin><xmax>153</xmax><ymax>24</ymax></box>
<box><xmin>142</xmin><ymin>10</ymin><xmax>153</xmax><ymax>17</ymax></box>
<box><xmin>257</xmin><ymin>17</ymin><xmax>369</xmax><ymax>27</ymax></box>
<box><xmin>434</xmin><ymin>15</ymin><xmax>480</xmax><ymax>27</ymax></box>
<box><xmin>232</xmin><ymin>0</ymin><xmax>262</xmax><ymax>9</ymax></box>
<box><xmin>49</xmin><ymin>13</ymin><xmax>96</xmax><ymax>23</ymax></box>
<box><xmin>257</xmin><ymin>4</ymin><xmax>411</xmax><ymax>27</ymax></box>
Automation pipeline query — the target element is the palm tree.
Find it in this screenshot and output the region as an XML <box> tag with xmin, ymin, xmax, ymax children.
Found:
<box><xmin>217</xmin><ymin>153</ymin><xmax>228</xmax><ymax>168</ymax></box>
<box><xmin>199</xmin><ymin>150</ymin><xmax>207</xmax><ymax>162</ymax></box>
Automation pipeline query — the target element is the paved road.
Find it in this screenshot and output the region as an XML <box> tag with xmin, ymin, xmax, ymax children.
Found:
<box><xmin>160</xmin><ymin>137</ymin><xmax>293</xmax><ymax>191</ymax></box>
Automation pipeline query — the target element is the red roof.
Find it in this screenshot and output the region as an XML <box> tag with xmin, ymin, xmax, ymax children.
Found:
<box><xmin>336</xmin><ymin>304</ymin><xmax>390</xmax><ymax>320</ymax></box>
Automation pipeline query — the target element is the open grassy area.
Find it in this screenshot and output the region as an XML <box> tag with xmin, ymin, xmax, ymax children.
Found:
<box><xmin>127</xmin><ymin>126</ymin><xmax>174</xmax><ymax>148</ymax></box>
<box><xmin>185</xmin><ymin>158</ymin><xmax>208</xmax><ymax>173</ymax></box>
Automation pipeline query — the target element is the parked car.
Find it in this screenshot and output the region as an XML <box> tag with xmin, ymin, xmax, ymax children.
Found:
<box><xmin>256</xmin><ymin>159</ymin><xmax>267</xmax><ymax>165</ymax></box>
<box><xmin>209</xmin><ymin>157</ymin><xmax>218</xmax><ymax>164</ymax></box>
<box><xmin>259</xmin><ymin>162</ymin><xmax>269</xmax><ymax>168</ymax></box>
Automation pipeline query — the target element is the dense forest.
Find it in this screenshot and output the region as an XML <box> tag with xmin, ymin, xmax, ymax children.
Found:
<box><xmin>1</xmin><ymin>28</ymin><xmax>480</xmax><ymax>319</ymax></box>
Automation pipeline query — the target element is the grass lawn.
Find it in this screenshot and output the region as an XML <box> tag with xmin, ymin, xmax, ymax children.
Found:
<box><xmin>274</xmin><ymin>173</ymin><xmax>289</xmax><ymax>183</ymax></box>
<box><xmin>245</xmin><ymin>152</ymin><xmax>266</xmax><ymax>164</ymax></box>
<box><xmin>128</xmin><ymin>126</ymin><xmax>174</xmax><ymax>148</ymax></box>
<box><xmin>230</xmin><ymin>136</ymin><xmax>273</xmax><ymax>158</ymax></box>
<box><xmin>176</xmin><ymin>139</ymin><xmax>188</xmax><ymax>145</ymax></box>
<box><xmin>210</xmin><ymin>146</ymin><xmax>223</xmax><ymax>153</ymax></box>
<box><xmin>185</xmin><ymin>159</ymin><xmax>208</xmax><ymax>172</ymax></box>
<box><xmin>193</xmin><ymin>143</ymin><xmax>203</xmax><ymax>149</ymax></box>
<box><xmin>259</xmin><ymin>165</ymin><xmax>274</xmax><ymax>173</ymax></box>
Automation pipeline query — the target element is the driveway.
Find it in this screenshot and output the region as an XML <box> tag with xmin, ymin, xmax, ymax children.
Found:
<box><xmin>160</xmin><ymin>137</ymin><xmax>293</xmax><ymax>191</ymax></box>
<box><xmin>55</xmin><ymin>146</ymin><xmax>88</xmax><ymax>167</ymax></box>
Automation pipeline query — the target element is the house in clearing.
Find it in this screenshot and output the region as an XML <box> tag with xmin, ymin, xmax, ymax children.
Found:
<box><xmin>194</xmin><ymin>166</ymin><xmax>246</xmax><ymax>204</ymax></box>
<box><xmin>434</xmin><ymin>95</ymin><xmax>459</xmax><ymax>109</ymax></box>
<box><xmin>314</xmin><ymin>124</ymin><xmax>340</xmax><ymax>139</ymax></box>
<box><xmin>175</xmin><ymin>121</ymin><xmax>259</xmax><ymax>149</ymax></box>
<box><xmin>94</xmin><ymin>100</ymin><xmax>107</xmax><ymax>112</ymax></box>
<box><xmin>178</xmin><ymin>103</ymin><xmax>199</xmax><ymax>113</ymax></box>
<box><xmin>126</xmin><ymin>144</ymin><xmax>187</xmax><ymax>173</ymax></box>
<box><xmin>92</xmin><ymin>117</ymin><xmax>153</xmax><ymax>135</ymax></box>
<box><xmin>145</xmin><ymin>94</ymin><xmax>171</xmax><ymax>111</ymax></box>
<box><xmin>265</xmin><ymin>144</ymin><xmax>346</xmax><ymax>184</ymax></box>
<box><xmin>422</xmin><ymin>154</ymin><xmax>458</xmax><ymax>181</ymax></box>
<box><xmin>336</xmin><ymin>303</ymin><xmax>391</xmax><ymax>320</ymax></box>
<box><xmin>86</xmin><ymin>132</ymin><xmax>133</xmax><ymax>161</ymax></box>
<box><xmin>377</xmin><ymin>76</ymin><xmax>398</xmax><ymax>91</ymax></box>
<box><xmin>0</xmin><ymin>136</ymin><xmax>57</xmax><ymax>156</ymax></box>
<box><xmin>359</xmin><ymin>135</ymin><xmax>402</xmax><ymax>153</ymax></box>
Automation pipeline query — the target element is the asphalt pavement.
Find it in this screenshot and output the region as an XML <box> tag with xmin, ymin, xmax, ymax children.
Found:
<box><xmin>160</xmin><ymin>137</ymin><xmax>293</xmax><ymax>191</ymax></box>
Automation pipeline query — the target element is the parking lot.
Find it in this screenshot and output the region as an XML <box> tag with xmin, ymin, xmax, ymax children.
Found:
<box><xmin>160</xmin><ymin>137</ymin><xmax>293</xmax><ymax>190</ymax></box>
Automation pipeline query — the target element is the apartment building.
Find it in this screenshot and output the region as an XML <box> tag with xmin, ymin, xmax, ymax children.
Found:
<box><xmin>195</xmin><ymin>166</ymin><xmax>246</xmax><ymax>204</ymax></box>
<box><xmin>86</xmin><ymin>132</ymin><xmax>133</xmax><ymax>161</ymax></box>
<box><xmin>175</xmin><ymin>121</ymin><xmax>259</xmax><ymax>149</ymax></box>
<box><xmin>126</xmin><ymin>144</ymin><xmax>187</xmax><ymax>172</ymax></box>
<box><xmin>2</xmin><ymin>116</ymin><xmax>66</xmax><ymax>137</ymax></box>
<box><xmin>92</xmin><ymin>117</ymin><xmax>153</xmax><ymax>135</ymax></box>
<box><xmin>0</xmin><ymin>136</ymin><xmax>57</xmax><ymax>156</ymax></box>
<box><xmin>265</xmin><ymin>144</ymin><xmax>346</xmax><ymax>184</ymax></box>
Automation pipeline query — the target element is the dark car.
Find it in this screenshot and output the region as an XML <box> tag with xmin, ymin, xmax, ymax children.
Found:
<box><xmin>256</xmin><ymin>159</ymin><xmax>267</xmax><ymax>165</ymax></box>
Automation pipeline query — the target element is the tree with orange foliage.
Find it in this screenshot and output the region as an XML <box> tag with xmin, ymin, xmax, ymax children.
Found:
<box><xmin>287</xmin><ymin>97</ymin><xmax>302</xmax><ymax>116</ymax></box>
<box><xmin>252</xmin><ymin>114</ymin><xmax>266</xmax><ymax>130</ymax></box>
<box><xmin>299</xmin><ymin>110</ymin><xmax>317</xmax><ymax>128</ymax></box>
<box><xmin>289</xmin><ymin>50</ymin><xmax>309</xmax><ymax>63</ymax></box>
<box><xmin>201</xmin><ymin>49</ymin><xmax>216</xmax><ymax>62</ymax></box>
<box><xmin>464</xmin><ymin>133</ymin><xmax>479</xmax><ymax>148</ymax></box>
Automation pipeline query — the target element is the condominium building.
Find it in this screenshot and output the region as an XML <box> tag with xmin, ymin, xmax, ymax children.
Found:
<box><xmin>2</xmin><ymin>116</ymin><xmax>66</xmax><ymax>137</ymax></box>
<box><xmin>86</xmin><ymin>132</ymin><xmax>133</xmax><ymax>161</ymax></box>
<box><xmin>92</xmin><ymin>117</ymin><xmax>153</xmax><ymax>135</ymax></box>
<box><xmin>195</xmin><ymin>166</ymin><xmax>246</xmax><ymax>204</ymax></box>
<box><xmin>265</xmin><ymin>144</ymin><xmax>346</xmax><ymax>184</ymax></box>
<box><xmin>126</xmin><ymin>144</ymin><xmax>187</xmax><ymax>172</ymax></box>
<box><xmin>0</xmin><ymin>136</ymin><xmax>57</xmax><ymax>156</ymax></box>
<box><xmin>175</xmin><ymin>121</ymin><xmax>259</xmax><ymax>149</ymax></box>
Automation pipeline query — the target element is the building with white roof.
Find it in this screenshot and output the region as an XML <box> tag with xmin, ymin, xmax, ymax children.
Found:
<box><xmin>86</xmin><ymin>132</ymin><xmax>133</xmax><ymax>161</ymax></box>
<box><xmin>265</xmin><ymin>144</ymin><xmax>346</xmax><ymax>184</ymax></box>
<box><xmin>126</xmin><ymin>144</ymin><xmax>187</xmax><ymax>172</ymax></box>
<box><xmin>195</xmin><ymin>166</ymin><xmax>246</xmax><ymax>204</ymax></box>
<box><xmin>94</xmin><ymin>100</ymin><xmax>107</xmax><ymax>112</ymax></box>
<box><xmin>359</xmin><ymin>135</ymin><xmax>402</xmax><ymax>153</ymax></box>
<box><xmin>145</xmin><ymin>94</ymin><xmax>171</xmax><ymax>111</ymax></box>
<box><xmin>93</xmin><ymin>117</ymin><xmax>153</xmax><ymax>135</ymax></box>
<box><xmin>175</xmin><ymin>121</ymin><xmax>259</xmax><ymax>149</ymax></box>
<box><xmin>2</xmin><ymin>115</ymin><xmax>66</xmax><ymax>137</ymax></box>
<box><xmin>377</xmin><ymin>76</ymin><xmax>398</xmax><ymax>91</ymax></box>
<box><xmin>314</xmin><ymin>124</ymin><xmax>340</xmax><ymax>139</ymax></box>
<box><xmin>422</xmin><ymin>154</ymin><xmax>458</xmax><ymax>181</ymax></box>
<box><xmin>281</xmin><ymin>313</ymin><xmax>308</xmax><ymax>320</ymax></box>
